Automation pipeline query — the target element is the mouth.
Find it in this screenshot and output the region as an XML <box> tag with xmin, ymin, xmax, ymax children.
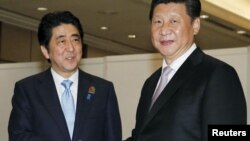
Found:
<box><xmin>160</xmin><ymin>40</ymin><xmax>174</xmax><ymax>46</ymax></box>
<box><xmin>65</xmin><ymin>56</ymin><xmax>75</xmax><ymax>60</ymax></box>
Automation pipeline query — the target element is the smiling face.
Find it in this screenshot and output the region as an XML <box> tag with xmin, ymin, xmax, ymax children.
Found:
<box><xmin>151</xmin><ymin>3</ymin><xmax>200</xmax><ymax>64</ymax></box>
<box><xmin>41</xmin><ymin>23</ymin><xmax>83</xmax><ymax>78</ymax></box>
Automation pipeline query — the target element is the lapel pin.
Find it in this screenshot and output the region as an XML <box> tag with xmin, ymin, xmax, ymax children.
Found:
<box><xmin>86</xmin><ymin>94</ymin><xmax>91</xmax><ymax>100</ymax></box>
<box><xmin>88</xmin><ymin>86</ymin><xmax>95</xmax><ymax>94</ymax></box>
<box><xmin>86</xmin><ymin>86</ymin><xmax>95</xmax><ymax>100</ymax></box>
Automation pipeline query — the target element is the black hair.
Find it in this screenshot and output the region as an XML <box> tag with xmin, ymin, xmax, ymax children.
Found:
<box><xmin>37</xmin><ymin>11</ymin><xmax>84</xmax><ymax>50</ymax></box>
<box><xmin>149</xmin><ymin>0</ymin><xmax>201</xmax><ymax>21</ymax></box>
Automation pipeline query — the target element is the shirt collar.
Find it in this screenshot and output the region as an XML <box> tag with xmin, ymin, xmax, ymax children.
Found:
<box><xmin>51</xmin><ymin>68</ymin><xmax>79</xmax><ymax>86</ymax></box>
<box><xmin>162</xmin><ymin>43</ymin><xmax>197</xmax><ymax>72</ymax></box>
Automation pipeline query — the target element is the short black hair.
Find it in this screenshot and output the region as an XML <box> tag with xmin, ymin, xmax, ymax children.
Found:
<box><xmin>37</xmin><ymin>11</ymin><xmax>84</xmax><ymax>50</ymax></box>
<box><xmin>149</xmin><ymin>0</ymin><xmax>201</xmax><ymax>21</ymax></box>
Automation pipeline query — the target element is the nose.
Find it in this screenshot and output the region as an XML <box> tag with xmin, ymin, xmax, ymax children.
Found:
<box><xmin>66</xmin><ymin>41</ymin><xmax>75</xmax><ymax>52</ymax></box>
<box><xmin>159</xmin><ymin>23</ymin><xmax>171</xmax><ymax>36</ymax></box>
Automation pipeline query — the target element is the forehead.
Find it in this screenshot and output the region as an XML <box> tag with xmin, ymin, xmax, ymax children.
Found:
<box><xmin>153</xmin><ymin>3</ymin><xmax>188</xmax><ymax>17</ymax></box>
<box><xmin>51</xmin><ymin>24</ymin><xmax>79</xmax><ymax>38</ymax></box>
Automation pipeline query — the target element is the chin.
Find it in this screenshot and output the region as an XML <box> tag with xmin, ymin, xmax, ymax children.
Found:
<box><xmin>65</xmin><ymin>64</ymin><xmax>78</xmax><ymax>70</ymax></box>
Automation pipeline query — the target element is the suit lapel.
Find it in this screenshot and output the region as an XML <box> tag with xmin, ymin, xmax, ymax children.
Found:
<box><xmin>72</xmin><ymin>70</ymin><xmax>95</xmax><ymax>140</ymax></box>
<box><xmin>143</xmin><ymin>68</ymin><xmax>162</xmax><ymax>115</ymax></box>
<box><xmin>37</xmin><ymin>68</ymin><xmax>70</xmax><ymax>140</ymax></box>
<box><xmin>141</xmin><ymin>48</ymin><xmax>204</xmax><ymax>131</ymax></box>
<box><xmin>134</xmin><ymin>68</ymin><xmax>161</xmax><ymax>131</ymax></box>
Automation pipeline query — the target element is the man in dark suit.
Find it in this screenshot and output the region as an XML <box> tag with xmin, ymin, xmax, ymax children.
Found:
<box><xmin>125</xmin><ymin>0</ymin><xmax>247</xmax><ymax>141</ymax></box>
<box><xmin>8</xmin><ymin>11</ymin><xmax>122</xmax><ymax>141</ymax></box>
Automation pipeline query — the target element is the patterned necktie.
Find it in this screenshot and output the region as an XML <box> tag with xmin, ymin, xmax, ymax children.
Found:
<box><xmin>61</xmin><ymin>80</ymin><xmax>75</xmax><ymax>139</ymax></box>
<box><xmin>149</xmin><ymin>66</ymin><xmax>172</xmax><ymax>110</ymax></box>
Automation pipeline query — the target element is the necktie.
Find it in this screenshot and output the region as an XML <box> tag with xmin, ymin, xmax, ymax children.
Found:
<box><xmin>150</xmin><ymin>66</ymin><xmax>172</xmax><ymax>110</ymax></box>
<box><xmin>61</xmin><ymin>80</ymin><xmax>75</xmax><ymax>139</ymax></box>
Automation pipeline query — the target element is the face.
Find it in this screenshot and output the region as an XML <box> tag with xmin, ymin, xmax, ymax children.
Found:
<box><xmin>151</xmin><ymin>3</ymin><xmax>200</xmax><ymax>64</ymax></box>
<box><xmin>41</xmin><ymin>24</ymin><xmax>83</xmax><ymax>78</ymax></box>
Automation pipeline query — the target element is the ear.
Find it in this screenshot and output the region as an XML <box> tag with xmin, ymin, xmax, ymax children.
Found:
<box><xmin>192</xmin><ymin>18</ymin><xmax>200</xmax><ymax>35</ymax></box>
<box><xmin>40</xmin><ymin>46</ymin><xmax>50</xmax><ymax>59</ymax></box>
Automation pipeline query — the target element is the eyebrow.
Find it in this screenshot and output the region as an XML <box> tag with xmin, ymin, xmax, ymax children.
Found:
<box><xmin>56</xmin><ymin>35</ymin><xmax>66</xmax><ymax>40</ymax></box>
<box><xmin>55</xmin><ymin>33</ymin><xmax>80</xmax><ymax>40</ymax></box>
<box><xmin>71</xmin><ymin>34</ymin><xmax>80</xmax><ymax>38</ymax></box>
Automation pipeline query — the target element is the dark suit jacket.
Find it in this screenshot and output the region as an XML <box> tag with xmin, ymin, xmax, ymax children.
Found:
<box><xmin>8</xmin><ymin>68</ymin><xmax>122</xmax><ymax>141</ymax></box>
<box><xmin>126</xmin><ymin>48</ymin><xmax>246</xmax><ymax>141</ymax></box>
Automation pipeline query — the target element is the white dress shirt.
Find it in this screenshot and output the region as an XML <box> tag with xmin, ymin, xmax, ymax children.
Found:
<box><xmin>51</xmin><ymin>68</ymin><xmax>79</xmax><ymax>109</ymax></box>
<box><xmin>154</xmin><ymin>43</ymin><xmax>197</xmax><ymax>92</ymax></box>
